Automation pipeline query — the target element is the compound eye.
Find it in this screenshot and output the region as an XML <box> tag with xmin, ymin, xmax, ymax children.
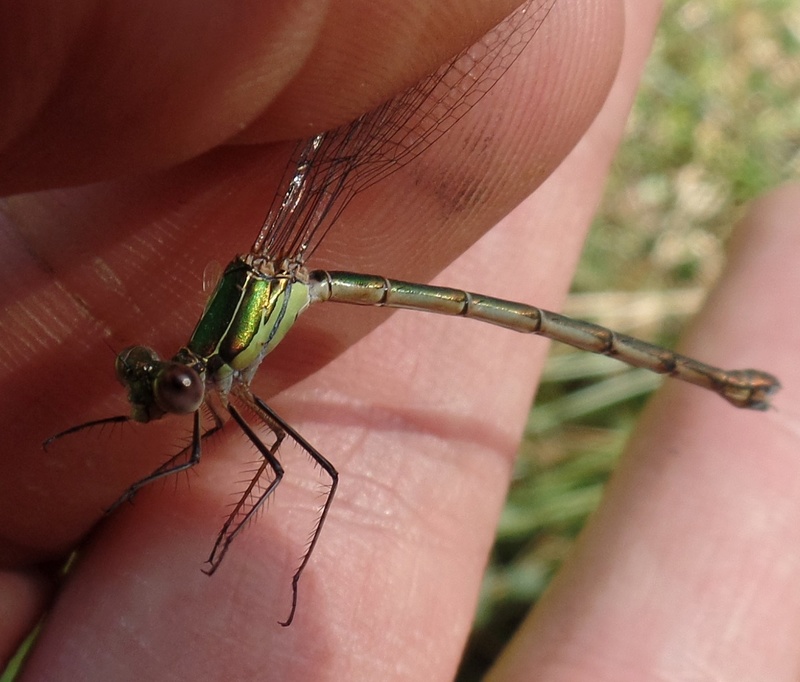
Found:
<box><xmin>115</xmin><ymin>345</ymin><xmax>160</xmax><ymax>384</ymax></box>
<box><xmin>153</xmin><ymin>363</ymin><xmax>204</xmax><ymax>414</ymax></box>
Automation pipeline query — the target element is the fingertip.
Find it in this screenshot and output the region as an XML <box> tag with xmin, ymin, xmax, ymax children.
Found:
<box><xmin>718</xmin><ymin>183</ymin><xmax>800</xmax><ymax>414</ymax></box>
<box><xmin>728</xmin><ymin>182</ymin><xmax>800</xmax><ymax>272</ymax></box>
<box><xmin>684</xmin><ymin>183</ymin><xmax>800</xmax><ymax>380</ymax></box>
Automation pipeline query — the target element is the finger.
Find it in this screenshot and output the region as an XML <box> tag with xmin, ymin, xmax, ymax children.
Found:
<box><xmin>0</xmin><ymin>0</ymin><xmax>528</xmax><ymax>193</ymax></box>
<box><xmin>488</xmin><ymin>186</ymin><xmax>800</xmax><ymax>679</ymax></box>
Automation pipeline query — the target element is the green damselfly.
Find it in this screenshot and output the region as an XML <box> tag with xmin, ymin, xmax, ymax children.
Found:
<box><xmin>46</xmin><ymin>0</ymin><xmax>780</xmax><ymax>626</ymax></box>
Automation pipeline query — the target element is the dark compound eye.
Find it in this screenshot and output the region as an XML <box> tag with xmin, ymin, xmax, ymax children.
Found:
<box><xmin>115</xmin><ymin>345</ymin><xmax>160</xmax><ymax>384</ymax></box>
<box><xmin>153</xmin><ymin>363</ymin><xmax>204</xmax><ymax>414</ymax></box>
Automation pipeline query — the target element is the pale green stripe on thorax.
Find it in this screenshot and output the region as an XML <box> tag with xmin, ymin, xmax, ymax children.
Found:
<box><xmin>187</xmin><ymin>257</ymin><xmax>312</xmax><ymax>382</ymax></box>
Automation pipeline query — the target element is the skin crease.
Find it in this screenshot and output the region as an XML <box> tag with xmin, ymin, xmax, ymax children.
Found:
<box><xmin>1</xmin><ymin>0</ymin><xmax>798</xmax><ymax>680</ymax></box>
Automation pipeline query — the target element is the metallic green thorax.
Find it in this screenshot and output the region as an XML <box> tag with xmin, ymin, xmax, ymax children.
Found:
<box><xmin>187</xmin><ymin>257</ymin><xmax>311</xmax><ymax>386</ymax></box>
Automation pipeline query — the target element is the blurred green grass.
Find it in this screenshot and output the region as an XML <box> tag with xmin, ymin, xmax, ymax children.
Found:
<box><xmin>460</xmin><ymin>0</ymin><xmax>800</xmax><ymax>678</ymax></box>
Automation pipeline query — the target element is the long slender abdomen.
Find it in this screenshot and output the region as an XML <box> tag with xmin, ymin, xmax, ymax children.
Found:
<box><xmin>308</xmin><ymin>270</ymin><xmax>779</xmax><ymax>410</ymax></box>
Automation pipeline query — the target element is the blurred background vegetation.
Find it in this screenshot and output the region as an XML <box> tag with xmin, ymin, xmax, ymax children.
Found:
<box><xmin>459</xmin><ymin>0</ymin><xmax>800</xmax><ymax>678</ymax></box>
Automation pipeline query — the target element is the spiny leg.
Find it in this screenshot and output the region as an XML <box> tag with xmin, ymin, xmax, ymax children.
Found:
<box><xmin>203</xmin><ymin>403</ymin><xmax>285</xmax><ymax>573</ymax></box>
<box><xmin>205</xmin><ymin>456</ymin><xmax>273</xmax><ymax>566</ymax></box>
<box><xmin>43</xmin><ymin>415</ymin><xmax>130</xmax><ymax>451</ymax></box>
<box><xmin>250</xmin><ymin>395</ymin><xmax>338</xmax><ymax>627</ymax></box>
<box><xmin>107</xmin><ymin>408</ymin><xmax>222</xmax><ymax>513</ymax></box>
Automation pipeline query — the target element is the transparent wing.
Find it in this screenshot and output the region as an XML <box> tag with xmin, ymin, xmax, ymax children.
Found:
<box><xmin>252</xmin><ymin>0</ymin><xmax>557</xmax><ymax>266</ymax></box>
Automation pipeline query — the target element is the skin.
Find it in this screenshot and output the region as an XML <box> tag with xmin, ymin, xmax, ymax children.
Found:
<box><xmin>1</xmin><ymin>0</ymin><xmax>798</xmax><ymax>679</ymax></box>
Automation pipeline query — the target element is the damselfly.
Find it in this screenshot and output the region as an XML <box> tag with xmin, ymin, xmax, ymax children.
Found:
<box><xmin>46</xmin><ymin>0</ymin><xmax>780</xmax><ymax>626</ymax></box>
